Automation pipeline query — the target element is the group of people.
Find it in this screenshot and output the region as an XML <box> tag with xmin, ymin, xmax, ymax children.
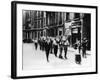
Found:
<box><xmin>73</xmin><ymin>38</ymin><xmax>88</xmax><ymax>64</ymax></box>
<box><xmin>33</xmin><ymin>36</ymin><xmax>88</xmax><ymax>63</ymax></box>
<box><xmin>33</xmin><ymin>36</ymin><xmax>69</xmax><ymax>62</ymax></box>
<box><xmin>74</xmin><ymin>38</ymin><xmax>88</xmax><ymax>58</ymax></box>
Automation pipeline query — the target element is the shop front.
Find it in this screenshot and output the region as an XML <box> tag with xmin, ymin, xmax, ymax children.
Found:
<box><xmin>71</xmin><ymin>27</ymin><xmax>81</xmax><ymax>45</ymax></box>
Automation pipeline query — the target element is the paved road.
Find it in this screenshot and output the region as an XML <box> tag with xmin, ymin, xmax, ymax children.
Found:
<box><xmin>23</xmin><ymin>43</ymin><xmax>92</xmax><ymax>70</ymax></box>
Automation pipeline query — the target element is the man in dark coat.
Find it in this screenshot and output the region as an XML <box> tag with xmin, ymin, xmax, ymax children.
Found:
<box><xmin>53</xmin><ymin>39</ymin><xmax>58</xmax><ymax>57</ymax></box>
<box><xmin>50</xmin><ymin>38</ymin><xmax>53</xmax><ymax>54</ymax></box>
<box><xmin>59</xmin><ymin>40</ymin><xmax>64</xmax><ymax>59</ymax></box>
<box><xmin>45</xmin><ymin>39</ymin><xmax>50</xmax><ymax>62</ymax></box>
<box><xmin>38</xmin><ymin>39</ymin><xmax>41</xmax><ymax>50</ymax></box>
<box><xmin>82</xmin><ymin>38</ymin><xmax>87</xmax><ymax>58</ymax></box>
<box><xmin>42</xmin><ymin>39</ymin><xmax>45</xmax><ymax>51</ymax></box>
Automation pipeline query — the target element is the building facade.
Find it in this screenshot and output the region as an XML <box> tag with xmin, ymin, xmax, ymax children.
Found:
<box><xmin>23</xmin><ymin>10</ymin><xmax>46</xmax><ymax>40</ymax></box>
<box><xmin>23</xmin><ymin>10</ymin><xmax>91</xmax><ymax>50</ymax></box>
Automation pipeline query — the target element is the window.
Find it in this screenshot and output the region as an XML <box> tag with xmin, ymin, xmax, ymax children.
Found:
<box><xmin>74</xmin><ymin>13</ymin><xmax>80</xmax><ymax>18</ymax></box>
<box><xmin>66</xmin><ymin>13</ymin><xmax>69</xmax><ymax>21</ymax></box>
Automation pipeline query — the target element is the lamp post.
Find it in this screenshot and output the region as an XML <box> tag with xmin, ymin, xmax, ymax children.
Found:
<box><xmin>80</xmin><ymin>13</ymin><xmax>84</xmax><ymax>44</ymax></box>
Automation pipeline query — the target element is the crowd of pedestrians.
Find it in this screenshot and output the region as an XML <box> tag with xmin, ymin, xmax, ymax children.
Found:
<box><xmin>33</xmin><ymin>36</ymin><xmax>88</xmax><ymax>63</ymax></box>
<box><xmin>33</xmin><ymin>36</ymin><xmax>69</xmax><ymax>62</ymax></box>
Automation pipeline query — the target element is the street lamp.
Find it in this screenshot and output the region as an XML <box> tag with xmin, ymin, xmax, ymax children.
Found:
<box><xmin>80</xmin><ymin>13</ymin><xmax>84</xmax><ymax>44</ymax></box>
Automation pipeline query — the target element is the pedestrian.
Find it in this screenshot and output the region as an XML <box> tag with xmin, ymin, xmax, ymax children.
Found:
<box><xmin>82</xmin><ymin>38</ymin><xmax>87</xmax><ymax>58</ymax></box>
<box><xmin>59</xmin><ymin>40</ymin><xmax>64</xmax><ymax>59</ymax></box>
<box><xmin>41</xmin><ymin>38</ymin><xmax>45</xmax><ymax>51</ymax></box>
<box><xmin>42</xmin><ymin>38</ymin><xmax>46</xmax><ymax>51</ymax></box>
<box><xmin>75</xmin><ymin>40</ymin><xmax>81</xmax><ymax>54</ymax></box>
<box><xmin>34</xmin><ymin>39</ymin><xmax>38</xmax><ymax>50</ymax></box>
<box><xmin>38</xmin><ymin>38</ymin><xmax>41</xmax><ymax>50</ymax></box>
<box><xmin>50</xmin><ymin>38</ymin><xmax>53</xmax><ymax>54</ymax></box>
<box><xmin>45</xmin><ymin>38</ymin><xmax>50</xmax><ymax>62</ymax></box>
<box><xmin>41</xmin><ymin>39</ymin><xmax>43</xmax><ymax>51</ymax></box>
<box><xmin>53</xmin><ymin>39</ymin><xmax>58</xmax><ymax>57</ymax></box>
<box><xmin>63</xmin><ymin>40</ymin><xmax>69</xmax><ymax>59</ymax></box>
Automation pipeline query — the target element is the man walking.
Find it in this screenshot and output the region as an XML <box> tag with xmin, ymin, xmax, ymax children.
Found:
<box><xmin>59</xmin><ymin>40</ymin><xmax>64</xmax><ymax>59</ymax></box>
<box><xmin>34</xmin><ymin>39</ymin><xmax>38</xmax><ymax>50</ymax></box>
<box><xmin>50</xmin><ymin>38</ymin><xmax>53</xmax><ymax>54</ymax></box>
<box><xmin>45</xmin><ymin>38</ymin><xmax>50</xmax><ymax>62</ymax></box>
<box><xmin>82</xmin><ymin>38</ymin><xmax>87</xmax><ymax>58</ymax></box>
<box><xmin>64</xmin><ymin>40</ymin><xmax>69</xmax><ymax>59</ymax></box>
<box><xmin>53</xmin><ymin>38</ymin><xmax>58</xmax><ymax>57</ymax></box>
